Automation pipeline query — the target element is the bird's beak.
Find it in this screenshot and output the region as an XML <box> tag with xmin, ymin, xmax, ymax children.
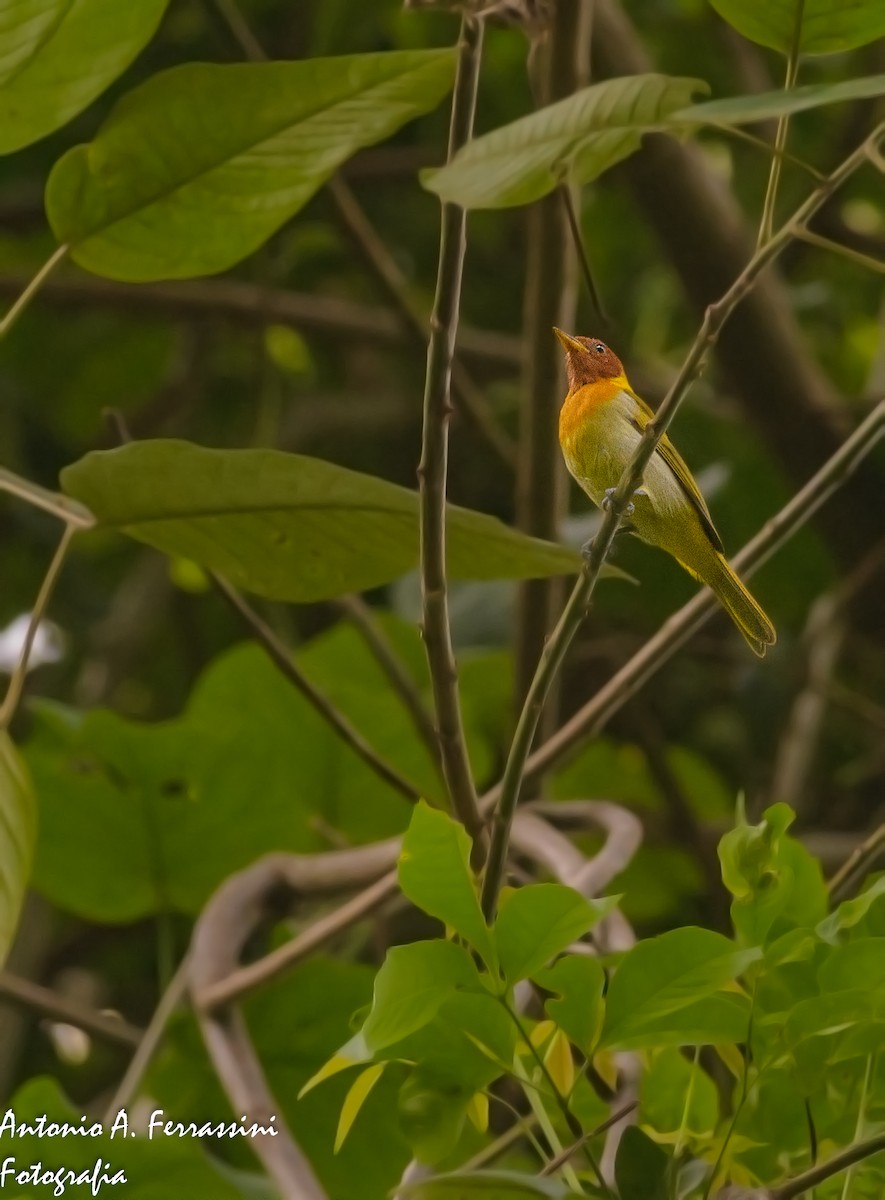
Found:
<box><xmin>552</xmin><ymin>327</ymin><xmax>585</xmax><ymax>354</ymax></box>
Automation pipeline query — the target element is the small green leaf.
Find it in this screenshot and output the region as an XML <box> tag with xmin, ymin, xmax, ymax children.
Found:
<box><xmin>422</xmin><ymin>74</ymin><xmax>707</xmax><ymax>209</ymax></box>
<box><xmin>335</xmin><ymin>1063</ymin><xmax>385</xmax><ymax>1152</ymax></box>
<box><xmin>398</xmin><ymin>1073</ymin><xmax>472</xmax><ymax>1165</ymax></box>
<box><xmin>362</xmin><ymin>940</ymin><xmax>482</xmax><ymax>1053</ymax></box>
<box><xmin>818</xmin><ymin>938</ymin><xmax>885</xmax><ymax>995</ymax></box>
<box><xmin>494</xmin><ymin>883</ymin><xmax>613</xmax><ymax>984</ymax></box>
<box><xmin>641</xmin><ymin>1047</ymin><xmax>719</xmax><ymax>1137</ymax></box>
<box><xmin>537</xmin><ymin>956</ymin><xmax>605</xmax><ymax>1054</ymax></box>
<box><xmin>708</xmin><ymin>0</ymin><xmax>885</xmax><ymax>55</ymax></box>
<box><xmin>817</xmin><ymin>877</ymin><xmax>885</xmax><ymax>945</ymax></box>
<box><xmin>398</xmin><ymin>1170</ymin><xmax>576</xmax><ymax>1198</ymax></box>
<box><xmin>0</xmin><ymin>734</ymin><xmax>37</xmax><ymax>965</ymax></box>
<box><xmin>0</xmin><ymin>0</ymin><xmax>169</xmax><ymax>154</ymax></box>
<box><xmin>399</xmin><ymin>803</ymin><xmax>497</xmax><ymax>970</ymax></box>
<box><xmin>60</xmin><ymin>442</ymin><xmax>585</xmax><ymax>603</ymax></box>
<box><xmin>675</xmin><ymin>75</ymin><xmax>885</xmax><ymax>127</ymax></box>
<box><xmin>615</xmin><ymin>1126</ymin><xmax>669</xmax><ymax>1200</ymax></box>
<box><xmin>47</xmin><ymin>51</ymin><xmax>456</xmax><ymax>281</ymax></box>
<box><xmin>600</xmin><ymin>928</ymin><xmax>760</xmax><ymax>1049</ymax></box>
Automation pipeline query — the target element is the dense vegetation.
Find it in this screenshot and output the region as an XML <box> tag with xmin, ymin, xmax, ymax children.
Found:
<box><xmin>0</xmin><ymin>1</ymin><xmax>883</xmax><ymax>1197</ymax></box>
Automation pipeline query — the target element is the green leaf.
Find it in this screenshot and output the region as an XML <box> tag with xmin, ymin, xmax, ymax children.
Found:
<box><xmin>641</xmin><ymin>1047</ymin><xmax>719</xmax><ymax>1137</ymax></box>
<box><xmin>422</xmin><ymin>74</ymin><xmax>707</xmax><ymax>209</ymax></box>
<box><xmin>708</xmin><ymin>0</ymin><xmax>885</xmax><ymax>55</ymax></box>
<box><xmin>362</xmin><ymin>940</ymin><xmax>482</xmax><ymax>1053</ymax></box>
<box><xmin>9</xmin><ymin>1076</ymin><xmax>246</xmax><ymax>1198</ymax></box>
<box><xmin>615</xmin><ymin>1126</ymin><xmax>669</xmax><ymax>1200</ymax></box>
<box><xmin>398</xmin><ymin>1072</ymin><xmax>472</xmax><ymax>1165</ymax></box>
<box><xmin>675</xmin><ymin>75</ymin><xmax>885</xmax><ymax>127</ymax></box>
<box><xmin>335</xmin><ymin>1063</ymin><xmax>386</xmax><ymax>1152</ymax></box>
<box><xmin>718</xmin><ymin>803</ymin><xmax>826</xmax><ymax>946</ymax></box>
<box><xmin>392</xmin><ymin>991</ymin><xmax>516</xmax><ymax>1093</ymax></box>
<box><xmin>818</xmin><ymin>938</ymin><xmax>885</xmax><ymax>995</ymax></box>
<box><xmin>399</xmin><ymin>1170</ymin><xmax>575</xmax><ymax>1198</ymax></box>
<box><xmin>46</xmin><ymin>51</ymin><xmax>456</xmax><ymax>281</ymax></box>
<box><xmin>817</xmin><ymin>877</ymin><xmax>885</xmax><ymax>945</ymax></box>
<box><xmin>536</xmin><ymin>956</ymin><xmax>605</xmax><ymax>1054</ymax></box>
<box><xmin>28</xmin><ymin>634</ymin><xmax>439</xmax><ymax>922</ymax></box>
<box><xmin>494</xmin><ymin>883</ymin><xmax>614</xmax><ymax>984</ymax></box>
<box><xmin>600</xmin><ymin>928</ymin><xmax>760</xmax><ymax>1049</ymax></box>
<box><xmin>398</xmin><ymin>803</ymin><xmax>497</xmax><ymax>970</ymax></box>
<box><xmin>60</xmin><ymin>441</ymin><xmax>585</xmax><ymax>602</ymax></box>
<box><xmin>0</xmin><ymin>0</ymin><xmax>169</xmax><ymax>155</ymax></box>
<box><xmin>0</xmin><ymin>734</ymin><xmax>37</xmax><ymax>965</ymax></box>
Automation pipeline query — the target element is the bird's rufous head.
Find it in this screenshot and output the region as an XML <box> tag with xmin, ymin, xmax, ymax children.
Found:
<box><xmin>553</xmin><ymin>328</ymin><xmax>625</xmax><ymax>391</ymax></box>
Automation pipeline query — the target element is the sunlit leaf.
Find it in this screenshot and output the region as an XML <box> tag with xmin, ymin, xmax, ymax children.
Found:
<box><xmin>398</xmin><ymin>803</ymin><xmax>497</xmax><ymax>971</ymax></box>
<box><xmin>335</xmin><ymin>1064</ymin><xmax>385</xmax><ymax>1152</ymax></box>
<box><xmin>493</xmin><ymin>883</ymin><xmax>614</xmax><ymax>984</ymax></box>
<box><xmin>422</xmin><ymin>74</ymin><xmax>707</xmax><ymax>209</ymax></box>
<box><xmin>0</xmin><ymin>0</ymin><xmax>169</xmax><ymax>154</ymax></box>
<box><xmin>817</xmin><ymin>877</ymin><xmax>885</xmax><ymax>945</ymax></box>
<box><xmin>46</xmin><ymin>51</ymin><xmax>456</xmax><ymax>280</ymax></box>
<box><xmin>536</xmin><ymin>956</ymin><xmax>605</xmax><ymax>1054</ymax></box>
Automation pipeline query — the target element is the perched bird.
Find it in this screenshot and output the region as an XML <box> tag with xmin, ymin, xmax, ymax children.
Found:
<box><xmin>554</xmin><ymin>328</ymin><xmax>776</xmax><ymax>657</ymax></box>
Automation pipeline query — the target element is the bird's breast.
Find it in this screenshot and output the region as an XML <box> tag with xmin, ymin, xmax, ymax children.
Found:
<box><xmin>559</xmin><ymin>382</ymin><xmax>637</xmax><ymax>498</ymax></box>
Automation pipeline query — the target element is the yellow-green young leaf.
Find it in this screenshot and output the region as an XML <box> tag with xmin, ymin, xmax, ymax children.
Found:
<box><xmin>422</xmin><ymin>74</ymin><xmax>707</xmax><ymax>209</ymax></box>
<box><xmin>0</xmin><ymin>0</ymin><xmax>169</xmax><ymax>155</ymax></box>
<box><xmin>398</xmin><ymin>803</ymin><xmax>497</xmax><ymax>971</ymax></box>
<box><xmin>60</xmin><ymin>442</ymin><xmax>588</xmax><ymax>603</ymax></box>
<box><xmin>466</xmin><ymin>1092</ymin><xmax>489</xmax><ymax>1134</ymax></box>
<box><xmin>298</xmin><ymin>1037</ymin><xmax>368</xmax><ymax>1099</ymax></box>
<box><xmin>0</xmin><ymin>734</ymin><xmax>37</xmax><ymax>965</ymax></box>
<box><xmin>46</xmin><ymin>51</ymin><xmax>456</xmax><ymax>281</ymax></box>
<box><xmin>334</xmin><ymin>1063</ymin><xmax>385</xmax><ymax>1152</ymax></box>
<box><xmin>529</xmin><ymin>1019</ymin><xmax>556</xmax><ymax>1050</ymax></box>
<box><xmin>543</xmin><ymin>1028</ymin><xmax>575</xmax><ymax>1097</ymax></box>
<box><xmin>709</xmin><ymin>0</ymin><xmax>885</xmax><ymax>55</ymax></box>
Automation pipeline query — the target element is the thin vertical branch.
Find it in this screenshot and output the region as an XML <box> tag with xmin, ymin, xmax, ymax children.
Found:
<box><xmin>514</xmin><ymin>0</ymin><xmax>591</xmax><ymax>722</ymax></box>
<box><xmin>0</xmin><ymin>244</ymin><xmax>68</xmax><ymax>340</ymax></box>
<box><xmin>756</xmin><ymin>0</ymin><xmax>805</xmax><ymax>247</ymax></box>
<box><xmin>0</xmin><ymin>523</ymin><xmax>77</xmax><ymax>728</ymax></box>
<box><xmin>417</xmin><ymin>16</ymin><xmax>486</xmax><ymax>849</ymax></box>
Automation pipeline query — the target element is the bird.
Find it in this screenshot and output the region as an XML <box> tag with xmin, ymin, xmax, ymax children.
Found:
<box><xmin>554</xmin><ymin>328</ymin><xmax>776</xmax><ymax>657</ymax></box>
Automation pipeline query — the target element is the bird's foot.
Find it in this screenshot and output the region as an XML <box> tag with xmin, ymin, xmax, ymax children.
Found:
<box><xmin>602</xmin><ymin>486</ymin><xmax>647</xmax><ymax>517</ymax></box>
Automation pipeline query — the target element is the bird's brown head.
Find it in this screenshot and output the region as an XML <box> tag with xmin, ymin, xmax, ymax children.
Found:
<box><xmin>553</xmin><ymin>328</ymin><xmax>625</xmax><ymax>391</ymax></box>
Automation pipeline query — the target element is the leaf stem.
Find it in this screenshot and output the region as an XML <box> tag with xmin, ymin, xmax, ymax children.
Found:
<box><xmin>417</xmin><ymin>16</ymin><xmax>487</xmax><ymax>852</ymax></box>
<box><xmin>479</xmin><ymin>120</ymin><xmax>882</xmax><ymax>920</ymax></box>
<box><xmin>0</xmin><ymin>523</ymin><xmax>77</xmax><ymax>729</ymax></box>
<box><xmin>0</xmin><ymin>244</ymin><xmax>68</xmax><ymax>340</ymax></box>
<box><xmin>795</xmin><ymin>227</ymin><xmax>885</xmax><ymax>274</ymax></box>
<box><xmin>756</xmin><ymin>0</ymin><xmax>805</xmax><ymax>248</ymax></box>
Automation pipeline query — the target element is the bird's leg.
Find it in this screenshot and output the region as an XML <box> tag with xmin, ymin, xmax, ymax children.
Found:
<box><xmin>602</xmin><ymin>486</ymin><xmax>647</xmax><ymax>517</ymax></box>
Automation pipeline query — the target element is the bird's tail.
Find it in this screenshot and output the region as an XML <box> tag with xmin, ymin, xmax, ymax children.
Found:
<box><xmin>704</xmin><ymin>552</ymin><xmax>776</xmax><ymax>657</ymax></box>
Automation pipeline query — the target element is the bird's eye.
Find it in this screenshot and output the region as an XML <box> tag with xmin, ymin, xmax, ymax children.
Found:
<box><xmin>594</xmin><ymin>343</ymin><xmax>605</xmax><ymax>354</ymax></box>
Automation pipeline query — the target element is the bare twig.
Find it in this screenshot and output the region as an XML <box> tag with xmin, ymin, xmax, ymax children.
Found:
<box><xmin>0</xmin><ymin>244</ymin><xmax>68</xmax><ymax>340</ymax></box>
<box><xmin>417</xmin><ymin>15</ymin><xmax>487</xmax><ymax>849</ymax></box>
<box><xmin>714</xmin><ymin>1130</ymin><xmax>885</xmax><ymax>1199</ymax></box>
<box><xmin>755</xmin><ymin>0</ymin><xmax>805</xmax><ymax>247</ymax></box>
<box><xmin>0</xmin><ymin>972</ymin><xmax>142</xmax><ymax>1048</ymax></box>
<box><xmin>0</xmin><ymin>274</ymin><xmax>521</xmax><ymax>369</ymax></box>
<box><xmin>514</xmin><ymin>0</ymin><xmax>589</xmax><ymax>722</ymax></box>
<box><xmin>212</xmin><ymin>574</ymin><xmax>423</xmax><ymax>803</ymax></box>
<box><xmin>102</xmin><ymin>957</ymin><xmax>190</xmax><ymax>1124</ymax></box>
<box><xmin>795</xmin><ymin>227</ymin><xmax>885</xmax><ymax>274</ymax></box>
<box><xmin>0</xmin><ymin>524</ymin><xmax>77</xmax><ymax>729</ymax></box>
<box><xmin>827</xmin><ymin>824</ymin><xmax>885</xmax><ymax>903</ymax></box>
<box><xmin>539</xmin><ymin>1102</ymin><xmax>638</xmax><ymax>1177</ymax></box>
<box><xmin>332</xmin><ymin>595</ymin><xmax>442</xmax><ymax>770</ymax></box>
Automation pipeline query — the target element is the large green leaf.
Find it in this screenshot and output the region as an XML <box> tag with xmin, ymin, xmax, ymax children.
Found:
<box><xmin>60</xmin><ymin>441</ymin><xmax>583</xmax><ymax>602</ymax></box>
<box><xmin>675</xmin><ymin>75</ymin><xmax>885</xmax><ymax>127</ymax></box>
<box><xmin>0</xmin><ymin>0</ymin><xmax>169</xmax><ymax>154</ymax></box>
<box><xmin>46</xmin><ymin>51</ymin><xmax>455</xmax><ymax>281</ymax></box>
<box><xmin>709</xmin><ymin>0</ymin><xmax>885</xmax><ymax>55</ymax></box>
<box><xmin>0</xmin><ymin>734</ymin><xmax>37</xmax><ymax>965</ymax></box>
<box><xmin>615</xmin><ymin>1126</ymin><xmax>669</xmax><ymax>1200</ymax></box>
<box><xmin>600</xmin><ymin>928</ymin><xmax>760</xmax><ymax>1049</ymax></box>
<box><xmin>422</xmin><ymin>74</ymin><xmax>707</xmax><ymax>209</ymax></box>
<box><xmin>29</xmin><ymin>632</ymin><xmax>442</xmax><ymax>921</ymax></box>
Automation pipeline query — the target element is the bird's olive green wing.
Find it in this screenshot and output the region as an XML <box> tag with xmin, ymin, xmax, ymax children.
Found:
<box><xmin>626</xmin><ymin>386</ymin><xmax>724</xmax><ymax>553</ymax></box>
